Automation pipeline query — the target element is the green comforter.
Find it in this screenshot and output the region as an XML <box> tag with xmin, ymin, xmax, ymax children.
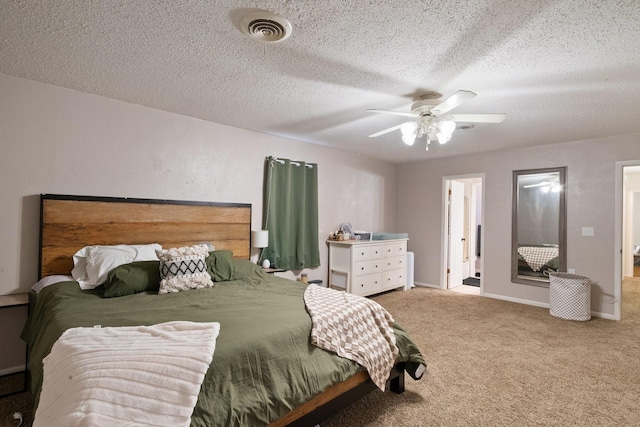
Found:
<box><xmin>23</xmin><ymin>264</ymin><xmax>425</xmax><ymax>426</ymax></box>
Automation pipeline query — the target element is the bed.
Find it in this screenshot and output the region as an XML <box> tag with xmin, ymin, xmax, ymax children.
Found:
<box><xmin>23</xmin><ymin>194</ymin><xmax>426</xmax><ymax>426</ymax></box>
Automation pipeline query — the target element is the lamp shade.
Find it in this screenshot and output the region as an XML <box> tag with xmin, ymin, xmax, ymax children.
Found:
<box><xmin>252</xmin><ymin>230</ymin><xmax>269</xmax><ymax>248</ymax></box>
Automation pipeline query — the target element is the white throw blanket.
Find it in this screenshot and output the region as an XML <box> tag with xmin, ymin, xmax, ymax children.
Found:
<box><xmin>304</xmin><ymin>285</ymin><xmax>398</xmax><ymax>390</ymax></box>
<box><xmin>34</xmin><ymin>321</ymin><xmax>220</xmax><ymax>427</ymax></box>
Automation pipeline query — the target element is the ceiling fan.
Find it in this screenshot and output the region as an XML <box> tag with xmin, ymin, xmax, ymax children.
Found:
<box><xmin>367</xmin><ymin>90</ymin><xmax>506</xmax><ymax>150</ymax></box>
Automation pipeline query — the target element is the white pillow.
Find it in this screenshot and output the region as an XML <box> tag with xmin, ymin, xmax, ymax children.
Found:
<box><xmin>156</xmin><ymin>244</ymin><xmax>213</xmax><ymax>294</ymax></box>
<box><xmin>31</xmin><ymin>275</ymin><xmax>75</xmax><ymax>294</ymax></box>
<box><xmin>72</xmin><ymin>244</ymin><xmax>162</xmax><ymax>290</ymax></box>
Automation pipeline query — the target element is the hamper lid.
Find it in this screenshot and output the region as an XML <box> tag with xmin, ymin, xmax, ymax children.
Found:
<box><xmin>549</xmin><ymin>272</ymin><xmax>591</xmax><ymax>281</ymax></box>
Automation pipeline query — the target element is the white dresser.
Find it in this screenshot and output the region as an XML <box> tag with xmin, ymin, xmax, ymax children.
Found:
<box><xmin>328</xmin><ymin>238</ymin><xmax>408</xmax><ymax>297</ymax></box>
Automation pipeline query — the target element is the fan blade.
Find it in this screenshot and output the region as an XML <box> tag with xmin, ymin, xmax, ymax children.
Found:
<box><xmin>368</xmin><ymin>123</ymin><xmax>404</xmax><ymax>138</ymax></box>
<box><xmin>431</xmin><ymin>90</ymin><xmax>476</xmax><ymax>114</ymax></box>
<box><xmin>448</xmin><ymin>113</ymin><xmax>506</xmax><ymax>123</ymax></box>
<box><xmin>366</xmin><ymin>109</ymin><xmax>419</xmax><ymax>118</ymax></box>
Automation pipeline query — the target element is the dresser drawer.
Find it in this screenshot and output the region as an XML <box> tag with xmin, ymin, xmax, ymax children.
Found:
<box><xmin>353</xmin><ymin>245</ymin><xmax>383</xmax><ymax>262</ymax></box>
<box><xmin>354</xmin><ymin>259</ymin><xmax>382</xmax><ymax>276</ymax></box>
<box><xmin>381</xmin><ymin>242</ymin><xmax>406</xmax><ymax>257</ymax></box>
<box><xmin>382</xmin><ymin>268</ymin><xmax>405</xmax><ymax>290</ymax></box>
<box><xmin>382</xmin><ymin>255</ymin><xmax>405</xmax><ymax>272</ymax></box>
<box><xmin>351</xmin><ymin>273</ymin><xmax>382</xmax><ymax>296</ymax></box>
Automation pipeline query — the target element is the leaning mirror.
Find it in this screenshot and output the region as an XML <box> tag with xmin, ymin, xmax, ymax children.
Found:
<box><xmin>512</xmin><ymin>167</ymin><xmax>567</xmax><ymax>286</ymax></box>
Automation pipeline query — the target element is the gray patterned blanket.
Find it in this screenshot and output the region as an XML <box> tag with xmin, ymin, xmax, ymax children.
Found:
<box><xmin>303</xmin><ymin>285</ymin><xmax>398</xmax><ymax>390</ymax></box>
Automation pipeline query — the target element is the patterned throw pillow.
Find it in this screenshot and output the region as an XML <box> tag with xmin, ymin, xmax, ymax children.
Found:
<box><xmin>155</xmin><ymin>245</ymin><xmax>214</xmax><ymax>294</ymax></box>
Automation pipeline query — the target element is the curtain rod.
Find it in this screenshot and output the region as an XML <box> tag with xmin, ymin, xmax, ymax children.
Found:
<box><xmin>272</xmin><ymin>157</ymin><xmax>314</xmax><ymax>168</ymax></box>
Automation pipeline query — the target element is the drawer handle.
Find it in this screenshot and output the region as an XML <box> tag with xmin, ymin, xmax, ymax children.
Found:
<box><xmin>361</xmin><ymin>252</ymin><xmax>365</xmax><ymax>256</ymax></box>
<box><xmin>361</xmin><ymin>267</ymin><xmax>365</xmax><ymax>270</ymax></box>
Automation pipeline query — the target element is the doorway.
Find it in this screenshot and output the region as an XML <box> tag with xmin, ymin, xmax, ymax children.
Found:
<box><xmin>442</xmin><ymin>174</ymin><xmax>484</xmax><ymax>294</ymax></box>
<box><xmin>616</xmin><ymin>162</ymin><xmax>640</xmax><ymax>320</ymax></box>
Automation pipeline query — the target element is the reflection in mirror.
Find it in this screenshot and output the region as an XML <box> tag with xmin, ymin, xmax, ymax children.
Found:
<box><xmin>512</xmin><ymin>167</ymin><xmax>567</xmax><ymax>286</ymax></box>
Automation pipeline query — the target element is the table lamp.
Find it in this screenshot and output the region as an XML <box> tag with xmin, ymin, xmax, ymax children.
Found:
<box><xmin>251</xmin><ymin>230</ymin><xmax>270</xmax><ymax>268</ymax></box>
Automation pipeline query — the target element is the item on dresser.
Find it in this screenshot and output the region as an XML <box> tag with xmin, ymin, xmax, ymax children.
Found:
<box><xmin>372</xmin><ymin>232</ymin><xmax>409</xmax><ymax>240</ymax></box>
<box><xmin>328</xmin><ymin>238</ymin><xmax>408</xmax><ymax>297</ymax></box>
<box><xmin>353</xmin><ymin>231</ymin><xmax>372</xmax><ymax>241</ymax></box>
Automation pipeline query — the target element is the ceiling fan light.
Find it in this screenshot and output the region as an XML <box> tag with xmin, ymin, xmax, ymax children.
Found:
<box><xmin>400</xmin><ymin>121</ymin><xmax>418</xmax><ymax>136</ymax></box>
<box><xmin>438</xmin><ymin>120</ymin><xmax>456</xmax><ymax>134</ymax></box>
<box><xmin>400</xmin><ymin>122</ymin><xmax>419</xmax><ymax>146</ymax></box>
<box><xmin>436</xmin><ymin>131</ymin><xmax>452</xmax><ymax>144</ymax></box>
<box><xmin>402</xmin><ymin>134</ymin><xmax>416</xmax><ymax>145</ymax></box>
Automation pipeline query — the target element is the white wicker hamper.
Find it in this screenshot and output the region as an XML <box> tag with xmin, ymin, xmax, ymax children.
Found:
<box><xmin>549</xmin><ymin>273</ymin><xmax>591</xmax><ymax>321</ymax></box>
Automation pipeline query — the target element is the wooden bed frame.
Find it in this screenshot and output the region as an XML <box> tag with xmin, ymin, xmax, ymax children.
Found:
<box><xmin>39</xmin><ymin>194</ymin><xmax>252</xmax><ymax>279</ymax></box>
<box><xmin>37</xmin><ymin>194</ymin><xmax>405</xmax><ymax>426</ymax></box>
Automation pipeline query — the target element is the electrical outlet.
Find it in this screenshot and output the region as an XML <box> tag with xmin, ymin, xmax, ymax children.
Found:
<box><xmin>568</xmin><ymin>268</ymin><xmax>575</xmax><ymax>274</ymax></box>
<box><xmin>581</xmin><ymin>227</ymin><xmax>594</xmax><ymax>237</ymax></box>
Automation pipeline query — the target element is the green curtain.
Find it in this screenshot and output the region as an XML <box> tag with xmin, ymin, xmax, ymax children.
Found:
<box><xmin>260</xmin><ymin>156</ymin><xmax>320</xmax><ymax>270</ymax></box>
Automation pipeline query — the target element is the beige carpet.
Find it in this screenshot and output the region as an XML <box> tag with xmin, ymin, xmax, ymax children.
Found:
<box><xmin>2</xmin><ymin>279</ymin><xmax>640</xmax><ymax>427</ymax></box>
<box><xmin>323</xmin><ymin>278</ymin><xmax>640</xmax><ymax>427</ymax></box>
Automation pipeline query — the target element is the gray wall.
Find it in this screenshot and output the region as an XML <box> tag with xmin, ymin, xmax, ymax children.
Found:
<box><xmin>0</xmin><ymin>73</ymin><xmax>399</xmax><ymax>372</ymax></box>
<box><xmin>397</xmin><ymin>136</ymin><xmax>640</xmax><ymax>318</ymax></box>
<box><xmin>3</xmin><ymin>71</ymin><xmax>640</xmax><ymax>372</ymax></box>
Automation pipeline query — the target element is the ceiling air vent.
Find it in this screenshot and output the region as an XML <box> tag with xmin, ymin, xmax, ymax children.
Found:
<box><xmin>240</xmin><ymin>11</ymin><xmax>292</xmax><ymax>43</ymax></box>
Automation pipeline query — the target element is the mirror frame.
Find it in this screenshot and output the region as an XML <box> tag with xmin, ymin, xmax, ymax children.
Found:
<box><xmin>511</xmin><ymin>167</ymin><xmax>567</xmax><ymax>287</ymax></box>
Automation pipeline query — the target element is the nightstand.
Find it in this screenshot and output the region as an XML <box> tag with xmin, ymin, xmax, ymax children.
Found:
<box><xmin>262</xmin><ymin>268</ymin><xmax>286</xmax><ymax>274</ymax></box>
<box><xmin>0</xmin><ymin>293</ymin><xmax>29</xmax><ymax>397</ymax></box>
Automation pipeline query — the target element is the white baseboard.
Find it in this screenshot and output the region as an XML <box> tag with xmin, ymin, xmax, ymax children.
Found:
<box><xmin>482</xmin><ymin>292</ymin><xmax>549</xmax><ymax>308</ymax></box>
<box><xmin>414</xmin><ymin>282</ymin><xmax>440</xmax><ymax>289</ymax></box>
<box><xmin>483</xmin><ymin>293</ymin><xmax>612</xmax><ymax>320</ymax></box>
<box><xmin>592</xmin><ymin>311</ymin><xmax>615</xmax><ymax>320</ymax></box>
<box><xmin>409</xmin><ymin>286</ymin><xmax>614</xmax><ymax>320</ymax></box>
<box><xmin>0</xmin><ymin>365</ymin><xmax>25</xmax><ymax>376</ymax></box>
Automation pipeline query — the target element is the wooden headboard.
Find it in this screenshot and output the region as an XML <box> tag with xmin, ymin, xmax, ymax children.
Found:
<box><xmin>39</xmin><ymin>194</ymin><xmax>252</xmax><ymax>278</ymax></box>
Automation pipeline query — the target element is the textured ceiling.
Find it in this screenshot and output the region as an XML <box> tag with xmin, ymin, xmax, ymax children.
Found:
<box><xmin>1</xmin><ymin>0</ymin><xmax>639</xmax><ymax>163</ymax></box>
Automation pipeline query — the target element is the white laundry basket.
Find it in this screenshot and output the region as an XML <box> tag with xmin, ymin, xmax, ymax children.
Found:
<box><xmin>549</xmin><ymin>273</ymin><xmax>592</xmax><ymax>321</ymax></box>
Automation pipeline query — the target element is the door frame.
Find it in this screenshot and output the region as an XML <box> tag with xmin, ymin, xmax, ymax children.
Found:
<box><xmin>448</xmin><ymin>180</ymin><xmax>465</xmax><ymax>289</ymax></box>
<box><xmin>615</xmin><ymin>160</ymin><xmax>640</xmax><ymax>321</ymax></box>
<box><xmin>441</xmin><ymin>173</ymin><xmax>485</xmax><ymax>291</ymax></box>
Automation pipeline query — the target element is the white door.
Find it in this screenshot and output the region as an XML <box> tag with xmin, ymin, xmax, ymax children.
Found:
<box><xmin>448</xmin><ymin>181</ymin><xmax>464</xmax><ymax>288</ymax></box>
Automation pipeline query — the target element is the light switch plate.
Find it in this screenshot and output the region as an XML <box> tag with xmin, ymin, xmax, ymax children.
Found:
<box><xmin>582</xmin><ymin>227</ymin><xmax>594</xmax><ymax>237</ymax></box>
